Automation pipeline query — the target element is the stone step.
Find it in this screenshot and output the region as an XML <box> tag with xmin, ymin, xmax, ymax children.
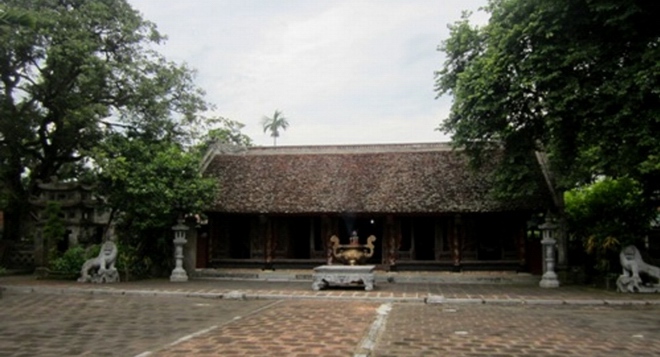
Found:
<box><xmin>193</xmin><ymin>268</ymin><xmax>539</xmax><ymax>285</ymax></box>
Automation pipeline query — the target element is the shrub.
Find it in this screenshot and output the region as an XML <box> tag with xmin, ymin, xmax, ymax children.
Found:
<box><xmin>565</xmin><ymin>177</ymin><xmax>653</xmax><ymax>274</ymax></box>
<box><xmin>115</xmin><ymin>241</ymin><xmax>152</xmax><ymax>281</ymax></box>
<box><xmin>49</xmin><ymin>245</ymin><xmax>89</xmax><ymax>276</ymax></box>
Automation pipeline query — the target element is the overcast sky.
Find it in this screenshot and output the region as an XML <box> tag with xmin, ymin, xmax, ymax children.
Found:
<box><xmin>128</xmin><ymin>0</ymin><xmax>489</xmax><ymax>146</ymax></box>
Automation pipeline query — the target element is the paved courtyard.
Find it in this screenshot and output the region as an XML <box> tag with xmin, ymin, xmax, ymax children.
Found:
<box><xmin>1</xmin><ymin>289</ymin><xmax>659</xmax><ymax>357</ymax></box>
<box><xmin>374</xmin><ymin>303</ymin><xmax>660</xmax><ymax>357</ymax></box>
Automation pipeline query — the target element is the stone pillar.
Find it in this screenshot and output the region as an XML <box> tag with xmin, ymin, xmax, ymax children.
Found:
<box><xmin>539</xmin><ymin>219</ymin><xmax>560</xmax><ymax>288</ymax></box>
<box><xmin>170</xmin><ymin>219</ymin><xmax>189</xmax><ymax>282</ymax></box>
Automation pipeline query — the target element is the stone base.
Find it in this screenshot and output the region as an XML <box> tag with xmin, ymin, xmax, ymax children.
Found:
<box><xmin>79</xmin><ymin>268</ymin><xmax>120</xmax><ymax>284</ymax></box>
<box><xmin>539</xmin><ymin>278</ymin><xmax>560</xmax><ymax>288</ymax></box>
<box><xmin>539</xmin><ymin>271</ymin><xmax>560</xmax><ymax>288</ymax></box>
<box><xmin>616</xmin><ymin>275</ymin><xmax>660</xmax><ymax>293</ymax></box>
<box><xmin>312</xmin><ymin>265</ymin><xmax>375</xmax><ymax>291</ymax></box>
<box><xmin>170</xmin><ymin>268</ymin><xmax>189</xmax><ymax>282</ymax></box>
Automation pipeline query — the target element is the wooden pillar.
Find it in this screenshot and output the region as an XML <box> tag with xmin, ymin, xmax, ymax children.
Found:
<box><xmin>308</xmin><ymin>218</ymin><xmax>315</xmax><ymax>258</ymax></box>
<box><xmin>385</xmin><ymin>215</ymin><xmax>400</xmax><ymax>270</ymax></box>
<box><xmin>517</xmin><ymin>225</ymin><xmax>527</xmax><ymax>272</ymax></box>
<box><xmin>451</xmin><ymin>214</ymin><xmax>462</xmax><ymax>272</ymax></box>
<box><xmin>195</xmin><ymin>230</ymin><xmax>208</xmax><ymax>269</ymax></box>
<box><xmin>261</xmin><ymin>215</ymin><xmax>275</xmax><ymax>270</ymax></box>
<box><xmin>322</xmin><ymin>215</ymin><xmax>333</xmax><ymax>265</ymax></box>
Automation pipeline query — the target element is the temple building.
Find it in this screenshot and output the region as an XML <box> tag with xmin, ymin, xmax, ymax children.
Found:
<box><xmin>197</xmin><ymin>142</ymin><xmax>552</xmax><ymax>272</ymax></box>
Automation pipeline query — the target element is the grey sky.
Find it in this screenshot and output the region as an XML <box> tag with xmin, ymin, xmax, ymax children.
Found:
<box><xmin>128</xmin><ymin>0</ymin><xmax>489</xmax><ymax>146</ymax></box>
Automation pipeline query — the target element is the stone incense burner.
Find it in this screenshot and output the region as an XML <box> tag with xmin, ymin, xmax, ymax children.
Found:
<box><xmin>330</xmin><ymin>235</ymin><xmax>376</xmax><ymax>265</ymax></box>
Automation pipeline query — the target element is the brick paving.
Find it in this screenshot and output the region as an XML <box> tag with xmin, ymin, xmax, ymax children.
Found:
<box><xmin>152</xmin><ymin>300</ymin><xmax>379</xmax><ymax>357</ymax></box>
<box><xmin>374</xmin><ymin>303</ymin><xmax>660</xmax><ymax>357</ymax></box>
<box><xmin>2</xmin><ymin>273</ymin><xmax>660</xmax><ymax>357</ymax></box>
<box><xmin>0</xmin><ymin>292</ymin><xmax>272</xmax><ymax>357</ymax></box>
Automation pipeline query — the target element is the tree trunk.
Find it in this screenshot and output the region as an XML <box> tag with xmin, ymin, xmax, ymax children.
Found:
<box><xmin>2</xmin><ymin>166</ymin><xmax>29</xmax><ymax>242</ymax></box>
<box><xmin>535</xmin><ymin>151</ymin><xmax>568</xmax><ymax>269</ymax></box>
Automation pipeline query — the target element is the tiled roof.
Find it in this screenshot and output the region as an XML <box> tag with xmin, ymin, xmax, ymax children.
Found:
<box><xmin>203</xmin><ymin>143</ymin><xmax>550</xmax><ymax>214</ymax></box>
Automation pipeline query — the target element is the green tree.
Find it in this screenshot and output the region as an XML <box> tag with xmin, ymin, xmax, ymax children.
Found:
<box><xmin>41</xmin><ymin>201</ymin><xmax>66</xmax><ymax>253</ymax></box>
<box><xmin>436</xmin><ymin>0</ymin><xmax>660</xmax><ymax>261</ymax></box>
<box><xmin>0</xmin><ymin>0</ymin><xmax>209</xmax><ymax>241</ymax></box>
<box><xmin>0</xmin><ymin>5</ymin><xmax>36</xmax><ymax>30</ymax></box>
<box><xmin>261</xmin><ymin>110</ymin><xmax>289</xmax><ymax>146</ymax></box>
<box><xmin>92</xmin><ymin>134</ymin><xmax>217</xmax><ymax>270</ymax></box>
<box><xmin>200</xmin><ymin>117</ymin><xmax>253</xmax><ymax>151</ymax></box>
<box><xmin>565</xmin><ymin>177</ymin><xmax>652</xmax><ymax>273</ymax></box>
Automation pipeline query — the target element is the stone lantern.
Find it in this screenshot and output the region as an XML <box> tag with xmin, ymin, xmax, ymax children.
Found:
<box><xmin>170</xmin><ymin>219</ymin><xmax>189</xmax><ymax>282</ymax></box>
<box><xmin>539</xmin><ymin>218</ymin><xmax>560</xmax><ymax>288</ymax></box>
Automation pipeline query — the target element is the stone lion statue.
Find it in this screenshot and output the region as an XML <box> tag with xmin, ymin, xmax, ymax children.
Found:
<box><xmin>616</xmin><ymin>245</ymin><xmax>660</xmax><ymax>293</ymax></box>
<box><xmin>78</xmin><ymin>241</ymin><xmax>119</xmax><ymax>283</ymax></box>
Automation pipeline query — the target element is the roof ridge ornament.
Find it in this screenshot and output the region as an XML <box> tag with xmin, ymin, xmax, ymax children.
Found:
<box><xmin>200</xmin><ymin>141</ymin><xmax>248</xmax><ymax>172</ymax></box>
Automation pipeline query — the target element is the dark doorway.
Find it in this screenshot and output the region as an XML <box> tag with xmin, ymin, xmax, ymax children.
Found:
<box><xmin>476</xmin><ymin>215</ymin><xmax>505</xmax><ymax>260</ymax></box>
<box><xmin>228</xmin><ymin>215</ymin><xmax>251</xmax><ymax>259</ymax></box>
<box><xmin>413</xmin><ymin>218</ymin><xmax>435</xmax><ymax>260</ymax></box>
<box><xmin>289</xmin><ymin>217</ymin><xmax>311</xmax><ymax>259</ymax></box>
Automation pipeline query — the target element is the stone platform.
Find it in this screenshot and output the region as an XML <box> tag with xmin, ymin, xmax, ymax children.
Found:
<box><xmin>312</xmin><ymin>265</ymin><xmax>375</xmax><ymax>291</ymax></box>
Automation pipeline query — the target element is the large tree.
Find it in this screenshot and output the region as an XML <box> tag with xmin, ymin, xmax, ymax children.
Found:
<box><xmin>436</xmin><ymin>1</ymin><xmax>660</xmax><ymax>243</ymax></box>
<box><xmin>0</xmin><ymin>0</ymin><xmax>209</xmax><ymax>241</ymax></box>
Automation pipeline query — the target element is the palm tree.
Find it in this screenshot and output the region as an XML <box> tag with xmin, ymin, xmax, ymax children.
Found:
<box><xmin>261</xmin><ymin>110</ymin><xmax>289</xmax><ymax>146</ymax></box>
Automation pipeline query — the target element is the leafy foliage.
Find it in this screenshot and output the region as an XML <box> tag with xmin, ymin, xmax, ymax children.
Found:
<box><xmin>566</xmin><ymin>177</ymin><xmax>650</xmax><ymax>248</ymax></box>
<box><xmin>0</xmin><ymin>0</ymin><xmax>210</xmax><ymax>240</ymax></box>
<box><xmin>94</xmin><ymin>136</ymin><xmax>216</xmax><ymax>230</ymax></box>
<box><xmin>93</xmin><ymin>135</ymin><xmax>216</xmax><ymax>269</ymax></box>
<box><xmin>0</xmin><ymin>5</ymin><xmax>36</xmax><ymax>30</ymax></box>
<box><xmin>115</xmin><ymin>240</ymin><xmax>151</xmax><ymax>281</ymax></box>
<box><xmin>565</xmin><ymin>177</ymin><xmax>651</xmax><ymax>272</ymax></box>
<box><xmin>436</xmin><ymin>0</ymin><xmax>660</xmax><ymax>274</ymax></box>
<box><xmin>49</xmin><ymin>245</ymin><xmax>89</xmax><ymax>276</ymax></box>
<box><xmin>436</xmin><ymin>0</ymin><xmax>660</xmax><ymax>203</ymax></box>
<box><xmin>196</xmin><ymin>117</ymin><xmax>253</xmax><ymax>155</ymax></box>
<box><xmin>41</xmin><ymin>201</ymin><xmax>66</xmax><ymax>247</ymax></box>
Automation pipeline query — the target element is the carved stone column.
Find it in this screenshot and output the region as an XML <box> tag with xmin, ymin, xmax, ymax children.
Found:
<box><xmin>170</xmin><ymin>219</ymin><xmax>189</xmax><ymax>282</ymax></box>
